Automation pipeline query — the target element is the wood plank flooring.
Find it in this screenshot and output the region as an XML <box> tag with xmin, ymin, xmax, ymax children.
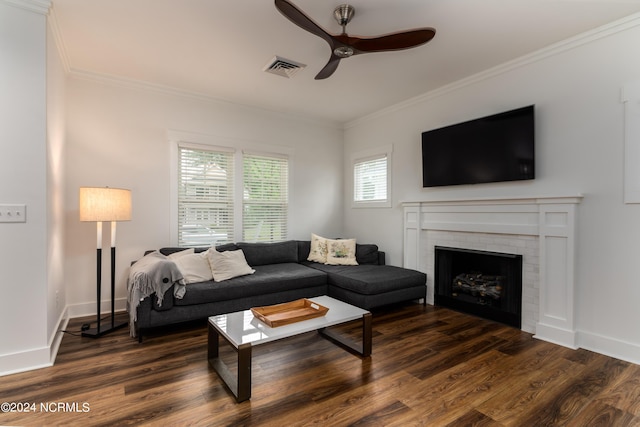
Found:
<box><xmin>1</xmin><ymin>302</ymin><xmax>639</xmax><ymax>426</ymax></box>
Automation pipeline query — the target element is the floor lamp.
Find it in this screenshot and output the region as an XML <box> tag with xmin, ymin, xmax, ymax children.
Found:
<box><xmin>79</xmin><ymin>187</ymin><xmax>132</xmax><ymax>338</ymax></box>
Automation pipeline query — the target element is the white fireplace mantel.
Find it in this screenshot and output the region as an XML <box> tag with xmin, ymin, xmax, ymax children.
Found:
<box><xmin>402</xmin><ymin>195</ymin><xmax>583</xmax><ymax>349</ymax></box>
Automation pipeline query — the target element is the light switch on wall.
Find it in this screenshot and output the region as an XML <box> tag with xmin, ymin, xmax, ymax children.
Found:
<box><xmin>0</xmin><ymin>204</ymin><xmax>27</xmax><ymax>223</ymax></box>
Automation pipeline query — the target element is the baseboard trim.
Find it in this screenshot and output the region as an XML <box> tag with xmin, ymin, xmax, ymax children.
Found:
<box><xmin>0</xmin><ymin>346</ymin><xmax>52</xmax><ymax>377</ymax></box>
<box><xmin>534</xmin><ymin>322</ymin><xmax>579</xmax><ymax>350</ymax></box>
<box><xmin>49</xmin><ymin>306</ymin><xmax>69</xmax><ymax>363</ymax></box>
<box><xmin>0</xmin><ymin>301</ymin><xmax>130</xmax><ymax>377</ymax></box>
<box><xmin>0</xmin><ymin>307</ymin><xmax>70</xmax><ymax>377</ymax></box>
<box><xmin>66</xmin><ymin>297</ymin><xmax>127</xmax><ymax>318</ymax></box>
<box><xmin>535</xmin><ymin>323</ymin><xmax>640</xmax><ymax>365</ymax></box>
<box><xmin>578</xmin><ymin>330</ymin><xmax>640</xmax><ymax>365</ymax></box>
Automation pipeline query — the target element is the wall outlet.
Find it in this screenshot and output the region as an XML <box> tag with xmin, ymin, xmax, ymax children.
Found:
<box><xmin>0</xmin><ymin>204</ymin><xmax>26</xmax><ymax>223</ymax></box>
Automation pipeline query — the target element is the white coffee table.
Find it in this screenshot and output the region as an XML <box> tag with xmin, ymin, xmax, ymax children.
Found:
<box><xmin>207</xmin><ymin>295</ymin><xmax>372</xmax><ymax>402</ymax></box>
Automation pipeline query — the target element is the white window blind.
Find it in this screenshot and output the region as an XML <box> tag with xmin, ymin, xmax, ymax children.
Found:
<box><xmin>243</xmin><ymin>153</ymin><xmax>288</xmax><ymax>242</ymax></box>
<box><xmin>178</xmin><ymin>146</ymin><xmax>234</xmax><ymax>247</ymax></box>
<box><xmin>354</xmin><ymin>155</ymin><xmax>388</xmax><ymax>203</ymax></box>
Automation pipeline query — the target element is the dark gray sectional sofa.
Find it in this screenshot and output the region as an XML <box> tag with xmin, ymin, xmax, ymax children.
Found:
<box><xmin>132</xmin><ymin>240</ymin><xmax>426</xmax><ymax>341</ymax></box>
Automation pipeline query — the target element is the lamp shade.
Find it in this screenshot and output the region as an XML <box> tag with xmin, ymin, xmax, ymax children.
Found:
<box><xmin>79</xmin><ymin>187</ymin><xmax>132</xmax><ymax>222</ymax></box>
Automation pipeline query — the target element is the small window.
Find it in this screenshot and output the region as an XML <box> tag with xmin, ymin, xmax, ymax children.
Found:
<box><xmin>352</xmin><ymin>145</ymin><xmax>392</xmax><ymax>208</ymax></box>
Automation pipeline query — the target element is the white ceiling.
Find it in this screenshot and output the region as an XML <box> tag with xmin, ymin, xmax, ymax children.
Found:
<box><xmin>51</xmin><ymin>0</ymin><xmax>640</xmax><ymax>124</ymax></box>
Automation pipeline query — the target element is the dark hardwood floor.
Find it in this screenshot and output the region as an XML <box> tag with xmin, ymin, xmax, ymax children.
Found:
<box><xmin>1</xmin><ymin>302</ymin><xmax>639</xmax><ymax>426</ymax></box>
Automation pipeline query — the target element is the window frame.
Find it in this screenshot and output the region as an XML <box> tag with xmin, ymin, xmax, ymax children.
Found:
<box><xmin>169</xmin><ymin>131</ymin><xmax>292</xmax><ymax>246</ymax></box>
<box><xmin>351</xmin><ymin>145</ymin><xmax>393</xmax><ymax>208</ymax></box>
<box><xmin>242</xmin><ymin>150</ymin><xmax>289</xmax><ymax>243</ymax></box>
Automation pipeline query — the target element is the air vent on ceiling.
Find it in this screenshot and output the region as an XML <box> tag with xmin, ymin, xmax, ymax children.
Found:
<box><xmin>263</xmin><ymin>56</ymin><xmax>306</xmax><ymax>78</ymax></box>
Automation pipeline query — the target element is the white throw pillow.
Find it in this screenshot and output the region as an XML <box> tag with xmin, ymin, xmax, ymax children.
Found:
<box><xmin>167</xmin><ymin>248</ymin><xmax>195</xmax><ymax>259</ymax></box>
<box><xmin>171</xmin><ymin>249</ymin><xmax>213</xmax><ymax>284</ymax></box>
<box><xmin>325</xmin><ymin>238</ymin><xmax>358</xmax><ymax>265</ymax></box>
<box><xmin>207</xmin><ymin>249</ymin><xmax>255</xmax><ymax>282</ymax></box>
<box><xmin>307</xmin><ymin>233</ymin><xmax>328</xmax><ymax>263</ymax></box>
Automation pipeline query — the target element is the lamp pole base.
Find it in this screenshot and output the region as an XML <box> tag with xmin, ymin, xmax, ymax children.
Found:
<box><xmin>81</xmin><ymin>321</ymin><xmax>128</xmax><ymax>338</ymax></box>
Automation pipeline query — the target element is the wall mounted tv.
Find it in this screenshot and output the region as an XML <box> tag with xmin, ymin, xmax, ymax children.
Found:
<box><xmin>422</xmin><ymin>105</ymin><xmax>535</xmax><ymax>187</ymax></box>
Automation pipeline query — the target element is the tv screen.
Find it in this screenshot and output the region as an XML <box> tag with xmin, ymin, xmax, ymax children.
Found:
<box><xmin>422</xmin><ymin>105</ymin><xmax>535</xmax><ymax>187</ymax></box>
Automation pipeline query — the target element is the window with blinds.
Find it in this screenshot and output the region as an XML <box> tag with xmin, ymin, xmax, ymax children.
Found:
<box><xmin>354</xmin><ymin>155</ymin><xmax>388</xmax><ymax>203</ymax></box>
<box><xmin>178</xmin><ymin>146</ymin><xmax>234</xmax><ymax>247</ymax></box>
<box><xmin>243</xmin><ymin>153</ymin><xmax>289</xmax><ymax>242</ymax></box>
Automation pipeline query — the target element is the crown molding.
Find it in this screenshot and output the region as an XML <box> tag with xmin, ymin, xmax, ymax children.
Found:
<box><xmin>1</xmin><ymin>0</ymin><xmax>51</xmax><ymax>15</ymax></box>
<box><xmin>345</xmin><ymin>11</ymin><xmax>640</xmax><ymax>129</ymax></box>
<box><xmin>68</xmin><ymin>68</ymin><xmax>343</xmax><ymax>130</ymax></box>
<box><xmin>47</xmin><ymin>6</ymin><xmax>71</xmax><ymax>73</ymax></box>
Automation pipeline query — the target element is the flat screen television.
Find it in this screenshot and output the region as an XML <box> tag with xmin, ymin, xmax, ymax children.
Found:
<box><xmin>422</xmin><ymin>105</ymin><xmax>535</xmax><ymax>187</ymax></box>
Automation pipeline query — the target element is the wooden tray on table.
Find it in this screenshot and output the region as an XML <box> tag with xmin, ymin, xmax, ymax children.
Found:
<box><xmin>251</xmin><ymin>298</ymin><xmax>329</xmax><ymax>327</ymax></box>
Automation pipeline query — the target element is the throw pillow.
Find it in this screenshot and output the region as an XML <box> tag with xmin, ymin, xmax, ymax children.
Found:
<box><xmin>325</xmin><ymin>238</ymin><xmax>359</xmax><ymax>265</ymax></box>
<box><xmin>167</xmin><ymin>248</ymin><xmax>195</xmax><ymax>259</ymax></box>
<box><xmin>207</xmin><ymin>248</ymin><xmax>256</xmax><ymax>282</ymax></box>
<box><xmin>307</xmin><ymin>233</ymin><xmax>328</xmax><ymax>263</ymax></box>
<box><xmin>170</xmin><ymin>249</ymin><xmax>213</xmax><ymax>284</ymax></box>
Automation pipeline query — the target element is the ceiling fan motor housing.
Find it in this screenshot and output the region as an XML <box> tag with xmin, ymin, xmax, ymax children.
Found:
<box><xmin>334</xmin><ymin>46</ymin><xmax>354</xmax><ymax>58</ymax></box>
<box><xmin>334</xmin><ymin>4</ymin><xmax>354</xmax><ymax>27</ymax></box>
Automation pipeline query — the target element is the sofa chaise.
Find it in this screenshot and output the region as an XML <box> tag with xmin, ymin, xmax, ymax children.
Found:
<box><xmin>129</xmin><ymin>240</ymin><xmax>426</xmax><ymax>341</ymax></box>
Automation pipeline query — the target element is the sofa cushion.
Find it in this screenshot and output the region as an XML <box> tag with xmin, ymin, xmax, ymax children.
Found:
<box><xmin>305</xmin><ymin>262</ymin><xmax>426</xmax><ymax>295</ymax></box>
<box><xmin>174</xmin><ymin>263</ymin><xmax>327</xmax><ymax>306</ymax></box>
<box><xmin>297</xmin><ymin>240</ymin><xmax>312</xmax><ymax>262</ymax></box>
<box><xmin>152</xmin><ymin>286</ymin><xmax>174</xmax><ymax>311</ymax></box>
<box><xmin>159</xmin><ymin>243</ymin><xmax>238</xmax><ymax>257</ymax></box>
<box><xmin>215</xmin><ymin>243</ymin><xmax>240</xmax><ymax>253</ymax></box>
<box><xmin>159</xmin><ymin>247</ymin><xmax>189</xmax><ymax>256</ymax></box>
<box><xmin>236</xmin><ymin>240</ymin><xmax>298</xmax><ymax>266</ymax></box>
<box><xmin>355</xmin><ymin>244</ymin><xmax>379</xmax><ymax>265</ymax></box>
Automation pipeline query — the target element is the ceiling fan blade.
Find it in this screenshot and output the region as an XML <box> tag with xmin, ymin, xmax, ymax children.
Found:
<box><xmin>274</xmin><ymin>1</ymin><xmax>436</xmax><ymax>79</ymax></box>
<box><xmin>315</xmin><ymin>55</ymin><xmax>341</xmax><ymax>80</ymax></box>
<box><xmin>274</xmin><ymin>0</ymin><xmax>336</xmax><ymax>47</ymax></box>
<box><xmin>351</xmin><ymin>28</ymin><xmax>436</xmax><ymax>53</ymax></box>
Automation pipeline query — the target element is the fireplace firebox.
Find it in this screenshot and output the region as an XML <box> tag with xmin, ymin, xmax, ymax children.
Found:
<box><xmin>434</xmin><ymin>246</ymin><xmax>522</xmax><ymax>328</ymax></box>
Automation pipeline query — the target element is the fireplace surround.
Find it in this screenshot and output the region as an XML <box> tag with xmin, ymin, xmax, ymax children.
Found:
<box><xmin>402</xmin><ymin>196</ymin><xmax>582</xmax><ymax>349</ymax></box>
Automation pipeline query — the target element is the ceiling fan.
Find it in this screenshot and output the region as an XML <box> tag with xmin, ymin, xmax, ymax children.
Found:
<box><xmin>274</xmin><ymin>0</ymin><xmax>436</xmax><ymax>80</ymax></box>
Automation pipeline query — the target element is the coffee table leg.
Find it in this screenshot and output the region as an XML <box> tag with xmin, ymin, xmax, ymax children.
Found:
<box><xmin>208</xmin><ymin>322</ymin><xmax>253</xmax><ymax>402</ymax></box>
<box><xmin>319</xmin><ymin>312</ymin><xmax>372</xmax><ymax>357</ymax></box>
<box><xmin>236</xmin><ymin>343</ymin><xmax>252</xmax><ymax>402</ymax></box>
<box><xmin>208</xmin><ymin>322</ymin><xmax>220</xmax><ymax>359</ymax></box>
<box><xmin>362</xmin><ymin>312</ymin><xmax>372</xmax><ymax>357</ymax></box>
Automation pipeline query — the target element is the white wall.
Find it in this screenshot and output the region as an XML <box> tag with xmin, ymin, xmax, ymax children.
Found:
<box><xmin>6</xmin><ymin>0</ymin><xmax>639</xmax><ymax>376</ymax></box>
<box><xmin>64</xmin><ymin>77</ymin><xmax>344</xmax><ymax>315</ymax></box>
<box><xmin>46</xmin><ymin>10</ymin><xmax>67</xmax><ymax>355</ymax></box>
<box><xmin>0</xmin><ymin>2</ymin><xmax>51</xmax><ymax>374</ymax></box>
<box><xmin>343</xmin><ymin>19</ymin><xmax>640</xmax><ymax>363</ymax></box>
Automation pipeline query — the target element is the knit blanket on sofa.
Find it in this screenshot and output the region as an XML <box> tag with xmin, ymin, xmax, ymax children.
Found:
<box><xmin>127</xmin><ymin>251</ymin><xmax>186</xmax><ymax>337</ymax></box>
